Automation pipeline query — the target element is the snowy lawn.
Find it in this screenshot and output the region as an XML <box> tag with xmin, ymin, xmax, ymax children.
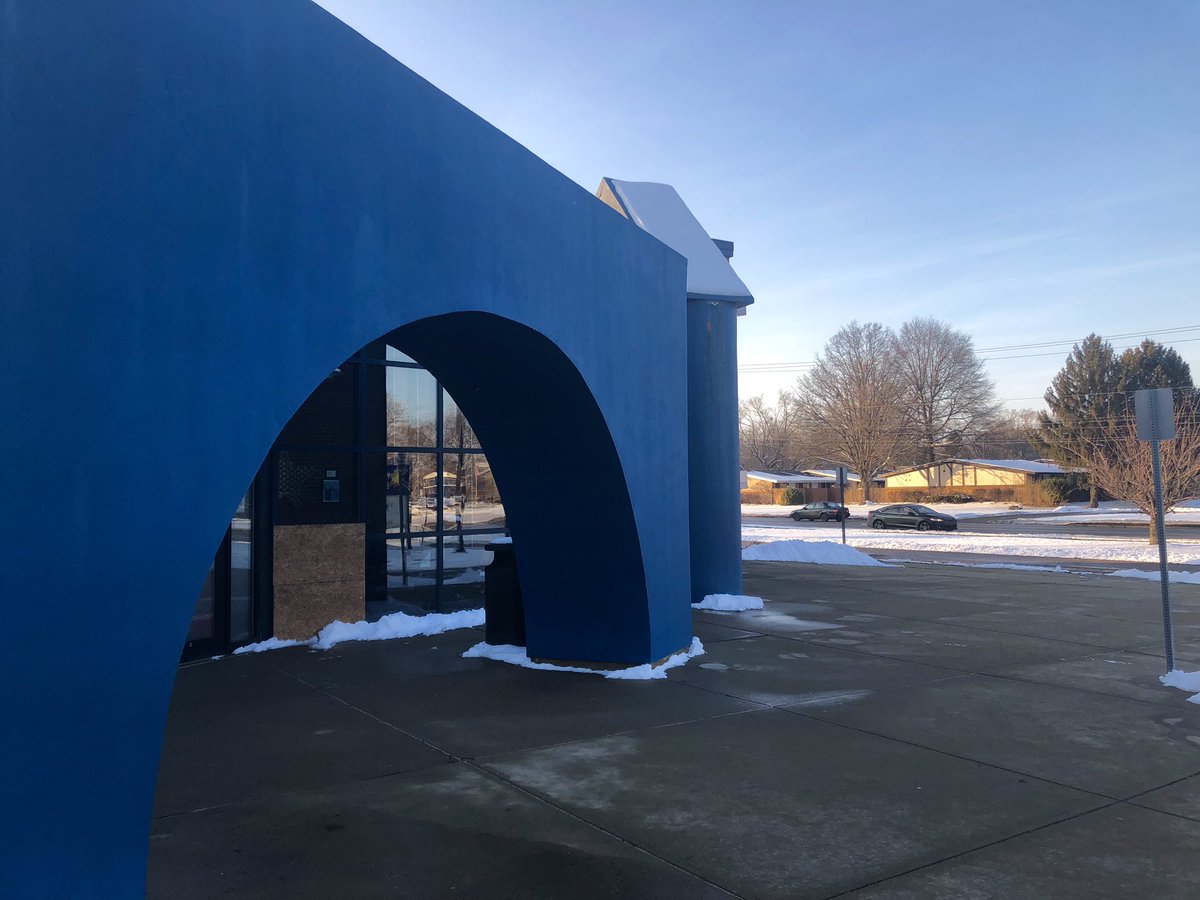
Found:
<box><xmin>744</xmin><ymin>499</ymin><xmax>1200</xmax><ymax>525</ymax></box>
<box><xmin>462</xmin><ymin>637</ymin><xmax>705</xmax><ymax>680</ymax></box>
<box><xmin>743</xmin><ymin>539</ymin><xmax>893</xmax><ymax>567</ymax></box>
<box><xmin>742</xmin><ymin>524</ymin><xmax>1200</xmax><ymax>565</ymax></box>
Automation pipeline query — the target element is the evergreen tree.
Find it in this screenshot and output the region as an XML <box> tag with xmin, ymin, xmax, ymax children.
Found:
<box><xmin>1035</xmin><ymin>335</ymin><xmax>1121</xmax><ymax>507</ymax></box>
<box><xmin>1117</xmin><ymin>339</ymin><xmax>1193</xmax><ymax>395</ymax></box>
<box><xmin>1039</xmin><ymin>336</ymin><xmax>1199</xmax><ymax>534</ymax></box>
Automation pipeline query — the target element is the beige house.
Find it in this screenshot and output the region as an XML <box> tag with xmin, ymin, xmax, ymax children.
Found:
<box><xmin>884</xmin><ymin>458</ymin><xmax>1078</xmax><ymax>490</ymax></box>
<box><xmin>743</xmin><ymin>470</ymin><xmax>838</xmax><ymax>503</ymax></box>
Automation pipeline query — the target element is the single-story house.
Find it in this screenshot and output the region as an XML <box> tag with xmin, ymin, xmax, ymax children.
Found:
<box><xmin>883</xmin><ymin>459</ymin><xmax>1083</xmax><ymax>491</ymax></box>
<box><xmin>742</xmin><ymin>470</ymin><xmax>839</xmax><ymax>503</ymax></box>
<box><xmin>800</xmin><ymin>469</ymin><xmax>886</xmax><ymax>489</ymax></box>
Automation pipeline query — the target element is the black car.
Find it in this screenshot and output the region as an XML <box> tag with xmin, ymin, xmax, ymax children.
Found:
<box><xmin>790</xmin><ymin>501</ymin><xmax>851</xmax><ymax>522</ymax></box>
<box><xmin>867</xmin><ymin>504</ymin><xmax>957</xmax><ymax>531</ymax></box>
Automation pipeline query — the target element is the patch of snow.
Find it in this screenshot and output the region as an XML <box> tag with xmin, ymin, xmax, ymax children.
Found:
<box><xmin>462</xmin><ymin>636</ymin><xmax>705</xmax><ymax>680</ymax></box>
<box><xmin>1108</xmin><ymin>568</ymin><xmax>1200</xmax><ymax>585</ymax></box>
<box><xmin>233</xmin><ymin>608</ymin><xmax>484</xmax><ymax>655</ymax></box>
<box><xmin>696</xmin><ymin>593</ymin><xmax>764</xmax><ymax>611</ymax></box>
<box><xmin>1160</xmin><ymin>669</ymin><xmax>1200</xmax><ymax>704</ymax></box>
<box><xmin>233</xmin><ymin>636</ymin><xmax>307</xmax><ymax>654</ymax></box>
<box><xmin>742</xmin><ymin>539</ymin><xmax>893</xmax><ymax>567</ymax></box>
<box><xmin>312</xmin><ymin>608</ymin><xmax>484</xmax><ymax>650</ymax></box>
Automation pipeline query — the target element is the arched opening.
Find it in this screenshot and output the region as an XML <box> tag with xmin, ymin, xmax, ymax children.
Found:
<box><xmin>182</xmin><ymin>312</ymin><xmax>658</xmax><ymax>668</ymax></box>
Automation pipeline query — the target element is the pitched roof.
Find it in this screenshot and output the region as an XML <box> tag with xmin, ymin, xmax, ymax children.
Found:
<box><xmin>598</xmin><ymin>178</ymin><xmax>754</xmax><ymax>306</ymax></box>
<box><xmin>745</xmin><ymin>470</ymin><xmax>836</xmax><ymax>484</ymax></box>
<box><xmin>884</xmin><ymin>458</ymin><xmax>1084</xmax><ymax>478</ymax></box>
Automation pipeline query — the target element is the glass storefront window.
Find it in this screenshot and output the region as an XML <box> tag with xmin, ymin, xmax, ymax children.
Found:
<box><xmin>229</xmin><ymin>489</ymin><xmax>253</xmax><ymax>643</ymax></box>
<box><xmin>442</xmin><ymin>390</ymin><xmax>480</xmax><ymax>450</ymax></box>
<box><xmin>366</xmin><ymin>534</ymin><xmax>440</xmax><ymax>618</ymax></box>
<box><xmin>188</xmin><ymin>563</ymin><xmax>216</xmax><ymax>642</ymax></box>
<box><xmin>367</xmin><ymin>451</ymin><xmax>439</xmax><ymax>534</ymax></box>
<box><xmin>387</xmin><ymin>367</ymin><xmax>437</xmax><ymax>448</ymax></box>
<box><xmin>439</xmin><ymin>532</ymin><xmax>506</xmax><ymax>612</ymax></box>
<box><xmin>446</xmin><ymin>452</ymin><xmax>504</xmax><ymax>531</ymax></box>
<box><xmin>386</xmin><ymin>344</ymin><xmax>419</xmax><ymax>364</ymax></box>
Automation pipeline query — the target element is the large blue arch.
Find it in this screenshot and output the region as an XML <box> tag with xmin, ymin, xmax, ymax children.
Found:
<box><xmin>0</xmin><ymin>1</ymin><xmax>691</xmax><ymax>894</ymax></box>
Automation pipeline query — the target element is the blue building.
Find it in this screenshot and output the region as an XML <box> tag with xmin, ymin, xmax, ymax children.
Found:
<box><xmin>0</xmin><ymin>1</ymin><xmax>750</xmax><ymax>894</ymax></box>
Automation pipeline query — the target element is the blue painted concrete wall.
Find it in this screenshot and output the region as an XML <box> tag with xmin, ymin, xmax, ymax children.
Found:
<box><xmin>687</xmin><ymin>301</ymin><xmax>745</xmax><ymax>601</ymax></box>
<box><xmin>0</xmin><ymin>1</ymin><xmax>692</xmax><ymax>894</ymax></box>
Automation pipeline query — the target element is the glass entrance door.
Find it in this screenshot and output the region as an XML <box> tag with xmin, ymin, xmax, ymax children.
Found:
<box><xmin>182</xmin><ymin>487</ymin><xmax>256</xmax><ymax>661</ymax></box>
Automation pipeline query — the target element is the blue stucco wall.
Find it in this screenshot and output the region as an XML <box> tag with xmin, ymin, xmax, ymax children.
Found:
<box><xmin>688</xmin><ymin>300</ymin><xmax>744</xmax><ymax>601</ymax></box>
<box><xmin>0</xmin><ymin>1</ymin><xmax>692</xmax><ymax>894</ymax></box>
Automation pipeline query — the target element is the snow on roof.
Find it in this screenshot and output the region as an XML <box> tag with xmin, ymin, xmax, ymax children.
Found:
<box><xmin>599</xmin><ymin>178</ymin><xmax>753</xmax><ymax>306</ymax></box>
<box><xmin>745</xmin><ymin>470</ymin><xmax>835</xmax><ymax>484</ymax></box>
<box><xmin>885</xmin><ymin>458</ymin><xmax>1081</xmax><ymax>478</ymax></box>
<box><xmin>802</xmin><ymin>468</ymin><xmax>864</xmax><ymax>483</ymax></box>
<box><xmin>957</xmin><ymin>458</ymin><xmax>1073</xmax><ymax>474</ymax></box>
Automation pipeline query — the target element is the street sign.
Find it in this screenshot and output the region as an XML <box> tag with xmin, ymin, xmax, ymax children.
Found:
<box><xmin>835</xmin><ymin>466</ymin><xmax>849</xmax><ymax>544</ymax></box>
<box><xmin>1132</xmin><ymin>388</ymin><xmax>1178</xmax><ymax>670</ymax></box>
<box><xmin>1135</xmin><ymin>388</ymin><xmax>1175</xmax><ymax>441</ymax></box>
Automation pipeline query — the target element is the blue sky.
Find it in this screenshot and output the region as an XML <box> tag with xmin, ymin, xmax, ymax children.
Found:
<box><xmin>316</xmin><ymin>0</ymin><xmax>1199</xmax><ymax>410</ymax></box>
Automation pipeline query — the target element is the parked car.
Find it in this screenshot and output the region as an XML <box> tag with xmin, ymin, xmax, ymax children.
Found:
<box><xmin>790</xmin><ymin>501</ymin><xmax>851</xmax><ymax>522</ymax></box>
<box><xmin>867</xmin><ymin>504</ymin><xmax>957</xmax><ymax>531</ymax></box>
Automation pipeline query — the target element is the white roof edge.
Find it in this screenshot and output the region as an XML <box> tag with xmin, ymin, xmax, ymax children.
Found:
<box><xmin>601</xmin><ymin>178</ymin><xmax>753</xmax><ymax>306</ymax></box>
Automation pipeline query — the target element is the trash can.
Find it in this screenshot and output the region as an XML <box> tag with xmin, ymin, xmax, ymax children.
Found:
<box><xmin>484</xmin><ymin>539</ymin><xmax>525</xmax><ymax>646</ymax></box>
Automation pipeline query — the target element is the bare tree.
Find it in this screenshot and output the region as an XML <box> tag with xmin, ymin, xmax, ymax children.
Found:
<box><xmin>972</xmin><ymin>408</ymin><xmax>1042</xmax><ymax>459</ymax></box>
<box><xmin>793</xmin><ymin>322</ymin><xmax>910</xmax><ymax>501</ymax></box>
<box><xmin>1078</xmin><ymin>397</ymin><xmax>1200</xmax><ymax>542</ymax></box>
<box><xmin>896</xmin><ymin>317</ymin><xmax>1000</xmax><ymax>463</ymax></box>
<box><xmin>739</xmin><ymin>391</ymin><xmax>804</xmax><ymax>472</ymax></box>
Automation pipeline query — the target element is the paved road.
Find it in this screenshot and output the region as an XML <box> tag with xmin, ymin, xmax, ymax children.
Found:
<box><xmin>742</xmin><ymin>513</ymin><xmax>1200</xmax><ymax>573</ymax></box>
<box><xmin>744</xmin><ymin>514</ymin><xmax>1198</xmax><ymax>543</ymax></box>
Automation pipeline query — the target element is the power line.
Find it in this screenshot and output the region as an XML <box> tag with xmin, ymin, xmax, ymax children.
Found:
<box><xmin>981</xmin><ymin>337</ymin><xmax>1200</xmax><ymax>363</ymax></box>
<box><xmin>975</xmin><ymin>324</ymin><xmax>1200</xmax><ymax>353</ymax></box>
<box><xmin>738</xmin><ymin>325</ymin><xmax>1200</xmax><ymax>373</ymax></box>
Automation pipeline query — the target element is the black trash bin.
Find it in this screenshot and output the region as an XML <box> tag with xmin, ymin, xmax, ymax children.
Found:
<box><xmin>484</xmin><ymin>539</ymin><xmax>525</xmax><ymax>646</ymax></box>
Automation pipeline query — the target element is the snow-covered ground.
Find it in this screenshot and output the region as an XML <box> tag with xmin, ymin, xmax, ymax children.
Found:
<box><xmin>742</xmin><ymin>499</ymin><xmax>1200</xmax><ymax>525</ymax></box>
<box><xmin>743</xmin><ymin>540</ymin><xmax>892</xmax><ymax>567</ymax></box>
<box><xmin>741</xmin><ymin>523</ymin><xmax>1200</xmax><ymax>566</ymax></box>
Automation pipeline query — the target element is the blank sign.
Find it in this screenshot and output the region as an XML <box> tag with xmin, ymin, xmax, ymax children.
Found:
<box><xmin>1134</xmin><ymin>388</ymin><xmax>1176</xmax><ymax>441</ymax></box>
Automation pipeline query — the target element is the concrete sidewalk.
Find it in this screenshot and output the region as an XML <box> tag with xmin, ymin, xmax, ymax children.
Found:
<box><xmin>149</xmin><ymin>562</ymin><xmax>1200</xmax><ymax>898</ymax></box>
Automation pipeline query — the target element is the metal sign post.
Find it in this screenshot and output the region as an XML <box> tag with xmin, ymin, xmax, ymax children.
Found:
<box><xmin>836</xmin><ymin>466</ymin><xmax>848</xmax><ymax>545</ymax></box>
<box><xmin>1134</xmin><ymin>388</ymin><xmax>1176</xmax><ymax>670</ymax></box>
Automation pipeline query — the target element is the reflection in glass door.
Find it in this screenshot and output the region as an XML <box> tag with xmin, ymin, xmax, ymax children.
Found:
<box><xmin>187</xmin><ymin>564</ymin><xmax>216</xmax><ymax>643</ymax></box>
<box><xmin>182</xmin><ymin>487</ymin><xmax>256</xmax><ymax>660</ymax></box>
<box><xmin>229</xmin><ymin>490</ymin><xmax>253</xmax><ymax>643</ymax></box>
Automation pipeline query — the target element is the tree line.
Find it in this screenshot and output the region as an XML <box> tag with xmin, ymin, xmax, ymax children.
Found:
<box><xmin>740</xmin><ymin>321</ymin><xmax>1200</xmax><ymax>528</ymax></box>
<box><xmin>740</xmin><ymin>317</ymin><xmax>1011</xmax><ymax>500</ymax></box>
<box><xmin>1035</xmin><ymin>335</ymin><xmax>1200</xmax><ymax>537</ymax></box>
